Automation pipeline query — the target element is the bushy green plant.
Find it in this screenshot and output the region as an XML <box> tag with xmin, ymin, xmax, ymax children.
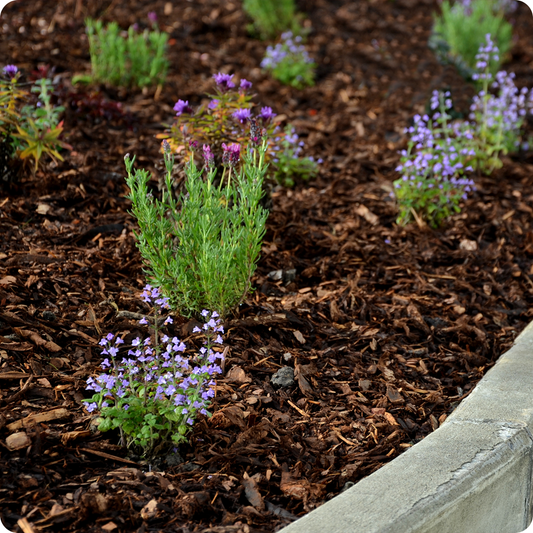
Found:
<box><xmin>85</xmin><ymin>287</ymin><xmax>225</xmax><ymax>456</ymax></box>
<box><xmin>0</xmin><ymin>65</ymin><xmax>68</xmax><ymax>176</ymax></box>
<box><xmin>430</xmin><ymin>0</ymin><xmax>512</xmax><ymax>81</ymax></box>
<box><xmin>77</xmin><ymin>16</ymin><xmax>169</xmax><ymax>88</ymax></box>
<box><xmin>242</xmin><ymin>0</ymin><xmax>303</xmax><ymax>40</ymax></box>
<box><xmin>125</xmin><ymin>137</ymin><xmax>269</xmax><ymax>319</ymax></box>
<box><xmin>261</xmin><ymin>31</ymin><xmax>315</xmax><ymax>89</ymax></box>
<box><xmin>158</xmin><ymin>72</ymin><xmax>319</xmax><ymax>186</ymax></box>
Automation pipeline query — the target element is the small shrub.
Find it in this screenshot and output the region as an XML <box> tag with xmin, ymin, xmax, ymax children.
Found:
<box><xmin>84</xmin><ymin>286</ymin><xmax>225</xmax><ymax>456</ymax></box>
<box><xmin>261</xmin><ymin>31</ymin><xmax>316</xmax><ymax>89</ymax></box>
<box><xmin>0</xmin><ymin>65</ymin><xmax>68</xmax><ymax>177</ymax></box>
<box><xmin>158</xmin><ymin>73</ymin><xmax>319</xmax><ymax>186</ymax></box>
<box><xmin>77</xmin><ymin>16</ymin><xmax>169</xmax><ymax>88</ymax></box>
<box><xmin>125</xmin><ymin>137</ymin><xmax>269</xmax><ymax>319</ymax></box>
<box><xmin>430</xmin><ymin>0</ymin><xmax>512</xmax><ymax>81</ymax></box>
<box><xmin>242</xmin><ymin>0</ymin><xmax>303</xmax><ymax>40</ymax></box>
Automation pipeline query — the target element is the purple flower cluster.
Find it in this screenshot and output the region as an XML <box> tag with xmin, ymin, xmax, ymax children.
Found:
<box><xmin>260</xmin><ymin>32</ymin><xmax>313</xmax><ymax>70</ymax></box>
<box><xmin>469</xmin><ymin>35</ymin><xmax>533</xmax><ymax>164</ymax></box>
<box><xmin>213</xmin><ymin>72</ymin><xmax>235</xmax><ymax>92</ymax></box>
<box><xmin>174</xmin><ymin>99</ymin><xmax>193</xmax><ymax>116</ymax></box>
<box><xmin>393</xmin><ymin>89</ymin><xmax>477</xmax><ymax>226</ymax></box>
<box><xmin>85</xmin><ymin>287</ymin><xmax>225</xmax><ymax>448</ymax></box>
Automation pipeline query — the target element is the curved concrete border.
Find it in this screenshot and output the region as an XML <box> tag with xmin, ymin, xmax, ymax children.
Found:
<box><xmin>278</xmin><ymin>321</ymin><xmax>533</xmax><ymax>533</ymax></box>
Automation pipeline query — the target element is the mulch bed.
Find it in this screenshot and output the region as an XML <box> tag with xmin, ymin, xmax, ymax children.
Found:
<box><xmin>2</xmin><ymin>0</ymin><xmax>533</xmax><ymax>531</ymax></box>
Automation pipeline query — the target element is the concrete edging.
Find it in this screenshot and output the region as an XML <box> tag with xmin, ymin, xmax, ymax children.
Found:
<box><xmin>278</xmin><ymin>321</ymin><xmax>533</xmax><ymax>533</ymax></box>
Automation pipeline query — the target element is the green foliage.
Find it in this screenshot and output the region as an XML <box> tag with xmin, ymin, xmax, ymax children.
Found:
<box><xmin>79</xmin><ymin>18</ymin><xmax>169</xmax><ymax>88</ymax></box>
<box><xmin>242</xmin><ymin>0</ymin><xmax>303</xmax><ymax>40</ymax></box>
<box><xmin>430</xmin><ymin>0</ymin><xmax>512</xmax><ymax>81</ymax></box>
<box><xmin>125</xmin><ymin>141</ymin><xmax>269</xmax><ymax>318</ymax></box>
<box><xmin>0</xmin><ymin>69</ymin><xmax>68</xmax><ymax>175</ymax></box>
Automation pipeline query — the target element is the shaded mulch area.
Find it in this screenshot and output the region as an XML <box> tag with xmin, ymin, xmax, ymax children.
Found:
<box><xmin>2</xmin><ymin>0</ymin><xmax>533</xmax><ymax>531</ymax></box>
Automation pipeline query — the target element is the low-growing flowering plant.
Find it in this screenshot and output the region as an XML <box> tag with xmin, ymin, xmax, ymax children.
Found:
<box><xmin>469</xmin><ymin>34</ymin><xmax>533</xmax><ymax>173</ymax></box>
<box><xmin>84</xmin><ymin>286</ymin><xmax>225</xmax><ymax>456</ymax></box>
<box><xmin>261</xmin><ymin>31</ymin><xmax>315</xmax><ymax>89</ymax></box>
<box><xmin>158</xmin><ymin>72</ymin><xmax>319</xmax><ymax>186</ymax></box>
<box><xmin>393</xmin><ymin>91</ymin><xmax>477</xmax><ymax>228</ymax></box>
<box><xmin>0</xmin><ymin>65</ymin><xmax>68</xmax><ymax>176</ymax></box>
<box><xmin>75</xmin><ymin>16</ymin><xmax>169</xmax><ymax>88</ymax></box>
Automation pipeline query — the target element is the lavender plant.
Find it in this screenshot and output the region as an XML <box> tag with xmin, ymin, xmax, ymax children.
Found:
<box><xmin>0</xmin><ymin>65</ymin><xmax>68</xmax><ymax>176</ymax></box>
<box><xmin>242</xmin><ymin>0</ymin><xmax>303</xmax><ymax>40</ymax></box>
<box><xmin>125</xmin><ymin>132</ymin><xmax>269</xmax><ymax>318</ymax></box>
<box><xmin>261</xmin><ymin>32</ymin><xmax>315</xmax><ymax>89</ymax></box>
<box><xmin>430</xmin><ymin>0</ymin><xmax>512</xmax><ymax>80</ymax></box>
<box><xmin>469</xmin><ymin>34</ymin><xmax>533</xmax><ymax>173</ymax></box>
<box><xmin>76</xmin><ymin>16</ymin><xmax>169</xmax><ymax>88</ymax></box>
<box><xmin>84</xmin><ymin>286</ymin><xmax>225</xmax><ymax>456</ymax></box>
<box><xmin>159</xmin><ymin>73</ymin><xmax>319</xmax><ymax>186</ymax></box>
<box><xmin>393</xmin><ymin>91</ymin><xmax>477</xmax><ymax>227</ymax></box>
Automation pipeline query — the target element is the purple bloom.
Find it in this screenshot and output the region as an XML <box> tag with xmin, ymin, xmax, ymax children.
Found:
<box><xmin>213</xmin><ymin>72</ymin><xmax>235</xmax><ymax>91</ymax></box>
<box><xmin>147</xmin><ymin>11</ymin><xmax>157</xmax><ymax>24</ymax></box>
<box><xmin>2</xmin><ymin>65</ymin><xmax>18</xmax><ymax>79</ymax></box>
<box><xmin>208</xmin><ymin>99</ymin><xmax>219</xmax><ymax>110</ymax></box>
<box><xmin>140</xmin><ymin>317</ymin><xmax>148</xmax><ymax>325</ymax></box>
<box><xmin>202</xmin><ymin>144</ymin><xmax>215</xmax><ymax>168</ymax></box>
<box><xmin>259</xmin><ymin>106</ymin><xmax>276</xmax><ymax>123</ymax></box>
<box><xmin>232</xmin><ymin>108</ymin><xmax>251</xmax><ymax>124</ymax></box>
<box><xmin>240</xmin><ymin>79</ymin><xmax>252</xmax><ymax>91</ymax></box>
<box><xmin>174</xmin><ymin>99</ymin><xmax>192</xmax><ymax>116</ymax></box>
<box><xmin>222</xmin><ymin>142</ymin><xmax>240</xmax><ymax>167</ymax></box>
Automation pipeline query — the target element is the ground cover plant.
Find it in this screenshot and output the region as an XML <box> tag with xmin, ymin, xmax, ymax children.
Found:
<box><xmin>2</xmin><ymin>1</ymin><xmax>533</xmax><ymax>532</ymax></box>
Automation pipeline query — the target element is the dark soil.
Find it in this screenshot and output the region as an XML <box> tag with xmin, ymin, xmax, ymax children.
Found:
<box><xmin>2</xmin><ymin>1</ymin><xmax>533</xmax><ymax>532</ymax></box>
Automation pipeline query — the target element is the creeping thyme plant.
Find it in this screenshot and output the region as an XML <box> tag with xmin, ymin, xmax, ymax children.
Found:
<box><xmin>126</xmin><ymin>125</ymin><xmax>269</xmax><ymax>318</ymax></box>
<box><xmin>430</xmin><ymin>0</ymin><xmax>512</xmax><ymax>80</ymax></box>
<box><xmin>261</xmin><ymin>31</ymin><xmax>316</xmax><ymax>89</ymax></box>
<box><xmin>159</xmin><ymin>72</ymin><xmax>319</xmax><ymax>186</ymax></box>
<box><xmin>0</xmin><ymin>65</ymin><xmax>68</xmax><ymax>177</ymax></box>
<box><xmin>393</xmin><ymin>34</ymin><xmax>533</xmax><ymax>227</ymax></box>
<box><xmin>77</xmin><ymin>14</ymin><xmax>169</xmax><ymax>88</ymax></box>
<box><xmin>85</xmin><ymin>286</ymin><xmax>225</xmax><ymax>456</ymax></box>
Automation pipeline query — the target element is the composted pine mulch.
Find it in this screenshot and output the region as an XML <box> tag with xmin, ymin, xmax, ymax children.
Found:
<box><xmin>2</xmin><ymin>0</ymin><xmax>533</xmax><ymax>532</ymax></box>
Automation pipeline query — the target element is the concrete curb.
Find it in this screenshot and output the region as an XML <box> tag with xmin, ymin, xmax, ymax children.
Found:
<box><xmin>278</xmin><ymin>321</ymin><xmax>533</xmax><ymax>533</ymax></box>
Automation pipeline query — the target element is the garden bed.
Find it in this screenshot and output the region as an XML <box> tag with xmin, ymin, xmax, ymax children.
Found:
<box><xmin>1</xmin><ymin>0</ymin><xmax>533</xmax><ymax>532</ymax></box>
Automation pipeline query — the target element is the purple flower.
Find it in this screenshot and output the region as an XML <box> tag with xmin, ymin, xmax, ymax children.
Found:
<box><xmin>164</xmin><ymin>316</ymin><xmax>173</xmax><ymax>325</ymax></box>
<box><xmin>259</xmin><ymin>106</ymin><xmax>276</xmax><ymax>123</ymax></box>
<box><xmin>240</xmin><ymin>79</ymin><xmax>252</xmax><ymax>91</ymax></box>
<box><xmin>202</xmin><ymin>144</ymin><xmax>215</xmax><ymax>168</ymax></box>
<box><xmin>147</xmin><ymin>11</ymin><xmax>157</xmax><ymax>24</ymax></box>
<box><xmin>208</xmin><ymin>99</ymin><xmax>219</xmax><ymax>110</ymax></box>
<box><xmin>140</xmin><ymin>317</ymin><xmax>148</xmax><ymax>325</ymax></box>
<box><xmin>213</xmin><ymin>72</ymin><xmax>235</xmax><ymax>91</ymax></box>
<box><xmin>2</xmin><ymin>65</ymin><xmax>18</xmax><ymax>80</ymax></box>
<box><xmin>222</xmin><ymin>142</ymin><xmax>240</xmax><ymax>167</ymax></box>
<box><xmin>232</xmin><ymin>108</ymin><xmax>251</xmax><ymax>124</ymax></box>
<box><xmin>86</xmin><ymin>402</ymin><xmax>98</xmax><ymax>413</ymax></box>
<box><xmin>174</xmin><ymin>99</ymin><xmax>192</xmax><ymax>116</ymax></box>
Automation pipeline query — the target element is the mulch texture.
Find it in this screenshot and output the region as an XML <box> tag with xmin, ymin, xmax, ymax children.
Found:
<box><xmin>2</xmin><ymin>0</ymin><xmax>533</xmax><ymax>531</ymax></box>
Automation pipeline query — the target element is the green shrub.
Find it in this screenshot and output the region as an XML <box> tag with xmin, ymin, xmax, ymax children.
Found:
<box><xmin>430</xmin><ymin>0</ymin><xmax>512</xmax><ymax>81</ymax></box>
<box><xmin>77</xmin><ymin>18</ymin><xmax>169</xmax><ymax>88</ymax></box>
<box><xmin>242</xmin><ymin>0</ymin><xmax>303</xmax><ymax>40</ymax></box>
